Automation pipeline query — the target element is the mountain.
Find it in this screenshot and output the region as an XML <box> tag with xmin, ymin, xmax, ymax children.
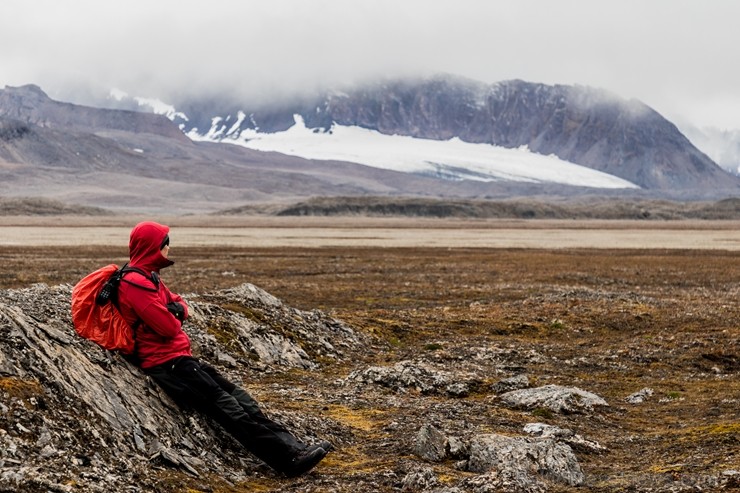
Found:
<box><xmin>170</xmin><ymin>75</ymin><xmax>738</xmax><ymax>192</ymax></box>
<box><xmin>0</xmin><ymin>79</ymin><xmax>738</xmax><ymax>214</ymax></box>
<box><xmin>0</xmin><ymin>84</ymin><xmax>188</xmax><ymax>143</ymax></box>
<box><xmin>3</xmin><ymin>85</ymin><xmax>611</xmax><ymax>214</ymax></box>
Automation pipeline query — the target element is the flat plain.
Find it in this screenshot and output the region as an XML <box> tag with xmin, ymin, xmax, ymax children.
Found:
<box><xmin>0</xmin><ymin>216</ymin><xmax>737</xmax><ymax>491</ymax></box>
<box><xmin>0</xmin><ymin>216</ymin><xmax>738</xmax><ymax>249</ymax></box>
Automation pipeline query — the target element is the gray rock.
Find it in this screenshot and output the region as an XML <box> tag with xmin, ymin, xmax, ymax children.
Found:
<box><xmin>462</xmin><ymin>469</ymin><xmax>545</xmax><ymax>493</ymax></box>
<box><xmin>491</xmin><ymin>374</ymin><xmax>529</xmax><ymax>394</ymax></box>
<box><xmin>523</xmin><ymin>422</ymin><xmax>607</xmax><ymax>454</ymax></box>
<box><xmin>447</xmin><ymin>436</ymin><xmax>469</xmax><ymax>459</ymax></box>
<box><xmin>500</xmin><ymin>384</ymin><xmax>608</xmax><ymax>413</ymax></box>
<box><xmin>444</xmin><ymin>382</ymin><xmax>469</xmax><ymax>397</ymax></box>
<box><xmin>0</xmin><ymin>282</ymin><xmax>360</xmax><ymax>491</ymax></box>
<box><xmin>347</xmin><ymin>360</ymin><xmax>449</xmax><ymax>394</ymax></box>
<box><xmin>401</xmin><ymin>466</ymin><xmax>439</xmax><ymax>491</ymax></box>
<box><xmin>215</xmin><ymin>351</ymin><xmax>237</xmax><ymax>367</ymax></box>
<box><xmin>468</xmin><ymin>433</ymin><xmax>585</xmax><ymax>487</ymax></box>
<box><xmin>625</xmin><ymin>387</ymin><xmax>654</xmax><ymax>404</ymax></box>
<box><xmin>414</xmin><ymin>424</ymin><xmax>449</xmax><ymax>462</ymax></box>
<box><xmin>188</xmin><ymin>283</ymin><xmax>364</xmax><ymax>369</ymax></box>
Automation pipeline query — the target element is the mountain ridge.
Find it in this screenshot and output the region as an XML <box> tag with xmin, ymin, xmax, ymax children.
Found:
<box><xmin>0</xmin><ymin>84</ymin><xmax>190</xmax><ymax>143</ymax></box>
<box><xmin>0</xmin><ymin>78</ymin><xmax>738</xmax><ymax>214</ymax></box>
<box><xmin>175</xmin><ymin>75</ymin><xmax>735</xmax><ymax>191</ymax></box>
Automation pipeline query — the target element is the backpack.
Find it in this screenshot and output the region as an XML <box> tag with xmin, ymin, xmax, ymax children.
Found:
<box><xmin>71</xmin><ymin>263</ymin><xmax>154</xmax><ymax>354</ymax></box>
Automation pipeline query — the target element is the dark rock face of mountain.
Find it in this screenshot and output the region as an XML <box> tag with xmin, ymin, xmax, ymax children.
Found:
<box><xmin>190</xmin><ymin>76</ymin><xmax>738</xmax><ymax>191</ymax></box>
<box><xmin>1</xmin><ymin>78</ymin><xmax>737</xmax><ymax>213</ymax></box>
<box><xmin>0</xmin><ymin>85</ymin><xmax>190</xmax><ymax>143</ymax></box>
<box><xmin>5</xmin><ymin>88</ymin><xmax>568</xmax><ymax>214</ymax></box>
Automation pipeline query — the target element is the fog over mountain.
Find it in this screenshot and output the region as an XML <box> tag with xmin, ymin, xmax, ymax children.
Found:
<box><xmin>120</xmin><ymin>75</ymin><xmax>737</xmax><ymax>192</ymax></box>
<box><xmin>1</xmin><ymin>77</ymin><xmax>738</xmax><ymax>215</ymax></box>
<box><xmin>677</xmin><ymin>124</ymin><xmax>740</xmax><ymax>176</ymax></box>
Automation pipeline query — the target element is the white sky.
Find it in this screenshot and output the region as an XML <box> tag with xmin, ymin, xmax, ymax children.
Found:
<box><xmin>1</xmin><ymin>0</ymin><xmax>739</xmax><ymax>130</ymax></box>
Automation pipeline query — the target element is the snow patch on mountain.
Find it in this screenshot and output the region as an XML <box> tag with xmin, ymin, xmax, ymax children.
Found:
<box><xmin>189</xmin><ymin>115</ymin><xmax>640</xmax><ymax>189</ymax></box>
<box><xmin>109</xmin><ymin>88</ymin><xmax>189</xmax><ymax>122</ymax></box>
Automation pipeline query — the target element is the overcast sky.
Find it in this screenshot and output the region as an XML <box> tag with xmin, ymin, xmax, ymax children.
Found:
<box><xmin>1</xmin><ymin>0</ymin><xmax>739</xmax><ymax>130</ymax></box>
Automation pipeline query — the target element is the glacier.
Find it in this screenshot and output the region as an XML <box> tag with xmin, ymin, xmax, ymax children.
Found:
<box><xmin>188</xmin><ymin>115</ymin><xmax>639</xmax><ymax>189</ymax></box>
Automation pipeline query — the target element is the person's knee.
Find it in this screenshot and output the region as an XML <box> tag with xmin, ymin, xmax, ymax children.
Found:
<box><xmin>230</xmin><ymin>387</ymin><xmax>262</xmax><ymax>415</ymax></box>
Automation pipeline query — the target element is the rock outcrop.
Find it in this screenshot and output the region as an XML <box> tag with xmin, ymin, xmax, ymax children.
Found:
<box><xmin>0</xmin><ymin>282</ymin><xmax>362</xmax><ymax>491</ymax></box>
<box><xmin>500</xmin><ymin>384</ymin><xmax>609</xmax><ymax>413</ymax></box>
<box><xmin>411</xmin><ymin>423</ymin><xmax>587</xmax><ymax>492</ymax></box>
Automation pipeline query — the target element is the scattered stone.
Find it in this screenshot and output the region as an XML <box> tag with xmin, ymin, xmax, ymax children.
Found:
<box><xmin>491</xmin><ymin>374</ymin><xmax>529</xmax><ymax>394</ymax></box>
<box><xmin>462</xmin><ymin>469</ymin><xmax>545</xmax><ymax>493</ymax></box>
<box><xmin>401</xmin><ymin>466</ymin><xmax>439</xmax><ymax>491</ymax></box>
<box><xmin>215</xmin><ymin>350</ymin><xmax>238</xmax><ymax>367</ymax></box>
<box><xmin>447</xmin><ymin>436</ymin><xmax>469</xmax><ymax>459</ymax></box>
<box><xmin>190</xmin><ymin>283</ymin><xmax>365</xmax><ymax>369</ymax></box>
<box><xmin>721</xmin><ymin>470</ymin><xmax>740</xmax><ymax>489</ymax></box>
<box><xmin>347</xmin><ymin>360</ymin><xmax>450</xmax><ymax>394</ymax></box>
<box><xmin>150</xmin><ymin>445</ymin><xmax>200</xmax><ymax>477</ymax></box>
<box><xmin>500</xmin><ymin>384</ymin><xmax>608</xmax><ymax>413</ymax></box>
<box><xmin>414</xmin><ymin>424</ymin><xmax>449</xmax><ymax>462</ymax></box>
<box><xmin>625</xmin><ymin>387</ymin><xmax>654</xmax><ymax>404</ymax></box>
<box><xmin>523</xmin><ymin>422</ymin><xmax>607</xmax><ymax>453</ymax></box>
<box><xmin>445</xmin><ymin>382</ymin><xmax>469</xmax><ymax>397</ymax></box>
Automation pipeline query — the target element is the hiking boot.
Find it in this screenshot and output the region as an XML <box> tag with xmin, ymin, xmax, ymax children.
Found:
<box><xmin>284</xmin><ymin>445</ymin><xmax>327</xmax><ymax>477</ymax></box>
<box><xmin>316</xmin><ymin>440</ymin><xmax>334</xmax><ymax>452</ymax></box>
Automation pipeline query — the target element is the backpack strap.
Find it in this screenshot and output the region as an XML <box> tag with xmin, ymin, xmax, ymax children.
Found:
<box><xmin>114</xmin><ymin>264</ymin><xmax>159</xmax><ymax>364</ymax></box>
<box><xmin>120</xmin><ymin>265</ymin><xmax>160</xmax><ymax>291</ymax></box>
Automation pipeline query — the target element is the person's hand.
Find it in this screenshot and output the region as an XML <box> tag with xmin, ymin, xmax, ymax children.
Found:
<box><xmin>166</xmin><ymin>302</ymin><xmax>186</xmax><ymax>321</ymax></box>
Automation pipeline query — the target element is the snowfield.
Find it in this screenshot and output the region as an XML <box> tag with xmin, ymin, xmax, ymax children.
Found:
<box><xmin>189</xmin><ymin>115</ymin><xmax>639</xmax><ymax>189</ymax></box>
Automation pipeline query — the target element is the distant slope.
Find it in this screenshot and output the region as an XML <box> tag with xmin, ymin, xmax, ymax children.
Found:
<box><xmin>0</xmin><ymin>85</ymin><xmax>663</xmax><ymax>214</ymax></box>
<box><xmin>220</xmin><ymin>196</ymin><xmax>740</xmax><ymax>220</ymax></box>
<box><xmin>0</xmin><ymin>197</ymin><xmax>110</xmax><ymax>215</ymax></box>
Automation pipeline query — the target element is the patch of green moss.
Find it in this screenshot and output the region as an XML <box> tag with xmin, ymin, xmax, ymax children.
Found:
<box><xmin>531</xmin><ymin>407</ymin><xmax>555</xmax><ymax>420</ymax></box>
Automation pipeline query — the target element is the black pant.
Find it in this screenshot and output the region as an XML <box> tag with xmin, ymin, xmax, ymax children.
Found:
<box><xmin>145</xmin><ymin>356</ymin><xmax>304</xmax><ymax>472</ymax></box>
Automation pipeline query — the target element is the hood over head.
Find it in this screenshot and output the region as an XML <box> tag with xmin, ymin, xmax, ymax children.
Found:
<box><xmin>129</xmin><ymin>221</ymin><xmax>174</xmax><ymax>272</ymax></box>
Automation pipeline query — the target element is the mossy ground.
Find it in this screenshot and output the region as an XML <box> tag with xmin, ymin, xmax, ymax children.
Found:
<box><xmin>0</xmin><ymin>245</ymin><xmax>737</xmax><ymax>491</ymax></box>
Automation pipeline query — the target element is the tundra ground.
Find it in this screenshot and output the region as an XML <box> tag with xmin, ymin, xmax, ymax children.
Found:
<box><xmin>0</xmin><ymin>232</ymin><xmax>738</xmax><ymax>491</ymax></box>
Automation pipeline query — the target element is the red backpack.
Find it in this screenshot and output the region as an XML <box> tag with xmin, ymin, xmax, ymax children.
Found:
<box><xmin>71</xmin><ymin>264</ymin><xmax>147</xmax><ymax>354</ymax></box>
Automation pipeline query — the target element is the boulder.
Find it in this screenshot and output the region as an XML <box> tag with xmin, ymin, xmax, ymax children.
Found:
<box><xmin>500</xmin><ymin>384</ymin><xmax>608</xmax><ymax>413</ymax></box>
<box><xmin>0</xmin><ymin>282</ymin><xmax>361</xmax><ymax>490</ymax></box>
<box><xmin>523</xmin><ymin>422</ymin><xmax>607</xmax><ymax>454</ymax></box>
<box><xmin>468</xmin><ymin>433</ymin><xmax>585</xmax><ymax>487</ymax></box>
<box><xmin>413</xmin><ymin>424</ymin><xmax>449</xmax><ymax>462</ymax></box>
<box><xmin>491</xmin><ymin>374</ymin><xmax>529</xmax><ymax>394</ymax></box>
<box><xmin>625</xmin><ymin>387</ymin><xmax>654</xmax><ymax>404</ymax></box>
<box><xmin>347</xmin><ymin>359</ymin><xmax>484</xmax><ymax>396</ymax></box>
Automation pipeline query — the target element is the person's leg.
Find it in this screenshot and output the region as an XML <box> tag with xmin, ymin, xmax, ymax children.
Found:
<box><xmin>198</xmin><ymin>363</ymin><xmax>311</xmax><ymax>452</ymax></box>
<box><xmin>146</xmin><ymin>357</ymin><xmax>301</xmax><ymax>472</ymax></box>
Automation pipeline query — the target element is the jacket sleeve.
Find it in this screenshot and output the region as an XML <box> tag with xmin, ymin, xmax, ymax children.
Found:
<box><xmin>121</xmin><ymin>278</ymin><xmax>183</xmax><ymax>339</ymax></box>
<box><xmin>137</xmin><ymin>298</ymin><xmax>183</xmax><ymax>339</ymax></box>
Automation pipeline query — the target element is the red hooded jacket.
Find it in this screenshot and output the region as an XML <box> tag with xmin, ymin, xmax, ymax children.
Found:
<box><xmin>117</xmin><ymin>221</ymin><xmax>191</xmax><ymax>369</ymax></box>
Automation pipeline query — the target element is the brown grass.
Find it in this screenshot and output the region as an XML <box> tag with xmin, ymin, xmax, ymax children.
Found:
<box><xmin>0</xmin><ymin>225</ymin><xmax>737</xmax><ymax>491</ymax></box>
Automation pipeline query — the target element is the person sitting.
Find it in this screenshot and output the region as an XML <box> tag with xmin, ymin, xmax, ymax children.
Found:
<box><xmin>116</xmin><ymin>221</ymin><xmax>330</xmax><ymax>477</ymax></box>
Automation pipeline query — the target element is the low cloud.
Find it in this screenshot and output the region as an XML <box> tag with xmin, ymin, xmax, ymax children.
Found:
<box><xmin>2</xmin><ymin>0</ymin><xmax>740</xmax><ymax>129</ymax></box>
